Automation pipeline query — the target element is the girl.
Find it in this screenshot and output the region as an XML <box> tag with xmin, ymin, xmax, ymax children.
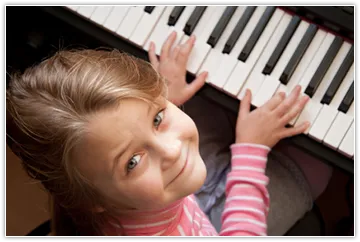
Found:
<box><xmin>7</xmin><ymin>31</ymin><xmax>311</xmax><ymax>236</ymax></box>
<box><xmin>148</xmin><ymin>32</ymin><xmax>332</xmax><ymax>236</ymax></box>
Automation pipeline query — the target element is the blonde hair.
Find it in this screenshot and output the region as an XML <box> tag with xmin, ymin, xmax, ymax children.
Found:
<box><xmin>6</xmin><ymin>49</ymin><xmax>168</xmax><ymax>235</ymax></box>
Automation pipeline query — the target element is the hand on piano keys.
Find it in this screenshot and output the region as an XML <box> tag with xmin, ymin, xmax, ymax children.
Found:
<box><xmin>66</xmin><ymin>5</ymin><xmax>354</xmax><ymax>159</ymax></box>
<box><xmin>148</xmin><ymin>31</ymin><xmax>208</xmax><ymax>107</ymax></box>
<box><xmin>235</xmin><ymin>85</ymin><xmax>310</xmax><ymax>148</ymax></box>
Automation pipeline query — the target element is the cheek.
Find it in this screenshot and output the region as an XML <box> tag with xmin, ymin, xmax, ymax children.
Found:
<box><xmin>119</xmin><ymin>174</ymin><xmax>166</xmax><ymax>208</ymax></box>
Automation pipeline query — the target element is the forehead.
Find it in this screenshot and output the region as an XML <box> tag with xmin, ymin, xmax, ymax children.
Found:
<box><xmin>87</xmin><ymin>98</ymin><xmax>158</xmax><ymax>145</ymax></box>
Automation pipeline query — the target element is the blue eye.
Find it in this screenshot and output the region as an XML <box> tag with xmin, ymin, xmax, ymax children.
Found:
<box><xmin>154</xmin><ymin>110</ymin><xmax>164</xmax><ymax>128</ymax></box>
<box><xmin>127</xmin><ymin>154</ymin><xmax>141</xmax><ymax>171</ymax></box>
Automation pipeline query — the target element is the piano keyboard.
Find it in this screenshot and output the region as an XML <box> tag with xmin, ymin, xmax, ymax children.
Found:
<box><xmin>64</xmin><ymin>6</ymin><xmax>354</xmax><ymax>167</ymax></box>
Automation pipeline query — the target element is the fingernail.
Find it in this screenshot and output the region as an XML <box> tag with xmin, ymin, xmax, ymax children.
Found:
<box><xmin>150</xmin><ymin>42</ymin><xmax>154</xmax><ymax>50</ymax></box>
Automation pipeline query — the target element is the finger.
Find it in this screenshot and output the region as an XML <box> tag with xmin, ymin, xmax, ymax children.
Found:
<box><xmin>176</xmin><ymin>35</ymin><xmax>196</xmax><ymax>66</ymax></box>
<box><xmin>148</xmin><ymin>42</ymin><xmax>159</xmax><ymax>70</ymax></box>
<box><xmin>274</xmin><ymin>85</ymin><xmax>302</xmax><ymax>117</ymax></box>
<box><xmin>279</xmin><ymin>95</ymin><xmax>309</xmax><ymax>125</ymax></box>
<box><xmin>278</xmin><ymin>121</ymin><xmax>310</xmax><ymax>139</ymax></box>
<box><xmin>238</xmin><ymin>89</ymin><xmax>252</xmax><ymax>119</ymax></box>
<box><xmin>184</xmin><ymin>71</ymin><xmax>208</xmax><ymax>100</ymax></box>
<box><xmin>160</xmin><ymin>31</ymin><xmax>177</xmax><ymax>61</ymax></box>
<box><xmin>170</xmin><ymin>45</ymin><xmax>181</xmax><ymax>60</ymax></box>
<box><xmin>262</xmin><ymin>92</ymin><xmax>286</xmax><ymax>111</ymax></box>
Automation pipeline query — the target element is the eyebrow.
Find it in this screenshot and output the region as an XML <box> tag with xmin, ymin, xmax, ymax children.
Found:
<box><xmin>111</xmin><ymin>104</ymin><xmax>154</xmax><ymax>173</ymax></box>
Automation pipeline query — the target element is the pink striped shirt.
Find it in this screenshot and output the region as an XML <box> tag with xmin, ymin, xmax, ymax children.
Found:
<box><xmin>104</xmin><ymin>143</ymin><xmax>270</xmax><ymax>236</ymax></box>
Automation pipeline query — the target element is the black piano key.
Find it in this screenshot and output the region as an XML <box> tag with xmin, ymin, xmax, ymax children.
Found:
<box><xmin>168</xmin><ymin>6</ymin><xmax>185</xmax><ymax>26</ymax></box>
<box><xmin>207</xmin><ymin>6</ymin><xmax>237</xmax><ymax>47</ymax></box>
<box><xmin>262</xmin><ymin>15</ymin><xmax>301</xmax><ymax>75</ymax></box>
<box><xmin>144</xmin><ymin>6</ymin><xmax>155</xmax><ymax>14</ymax></box>
<box><xmin>238</xmin><ymin>6</ymin><xmax>276</xmax><ymax>62</ymax></box>
<box><xmin>321</xmin><ymin>45</ymin><xmax>354</xmax><ymax>104</ymax></box>
<box><xmin>338</xmin><ymin>81</ymin><xmax>354</xmax><ymax>113</ymax></box>
<box><xmin>223</xmin><ymin>6</ymin><xmax>256</xmax><ymax>54</ymax></box>
<box><xmin>183</xmin><ymin>6</ymin><xmax>207</xmax><ymax>36</ymax></box>
<box><xmin>279</xmin><ymin>24</ymin><xmax>318</xmax><ymax>84</ymax></box>
<box><xmin>305</xmin><ymin>36</ymin><xmax>343</xmax><ymax>97</ymax></box>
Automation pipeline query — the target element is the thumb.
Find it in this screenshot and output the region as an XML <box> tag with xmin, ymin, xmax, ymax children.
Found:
<box><xmin>185</xmin><ymin>71</ymin><xmax>208</xmax><ymax>98</ymax></box>
<box><xmin>238</xmin><ymin>89</ymin><xmax>252</xmax><ymax>119</ymax></box>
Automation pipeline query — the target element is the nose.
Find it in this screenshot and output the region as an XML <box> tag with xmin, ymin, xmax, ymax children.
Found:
<box><xmin>156</xmin><ymin>134</ymin><xmax>182</xmax><ymax>170</ymax></box>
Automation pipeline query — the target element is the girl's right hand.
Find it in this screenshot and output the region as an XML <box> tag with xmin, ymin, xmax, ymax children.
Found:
<box><xmin>235</xmin><ymin>85</ymin><xmax>310</xmax><ymax>148</ymax></box>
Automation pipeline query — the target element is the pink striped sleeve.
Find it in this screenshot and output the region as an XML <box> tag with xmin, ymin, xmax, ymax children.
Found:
<box><xmin>219</xmin><ymin>143</ymin><xmax>270</xmax><ymax>236</ymax></box>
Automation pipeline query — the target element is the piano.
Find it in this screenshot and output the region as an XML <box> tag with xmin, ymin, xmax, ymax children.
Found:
<box><xmin>11</xmin><ymin>6</ymin><xmax>355</xmax><ymax>173</ymax></box>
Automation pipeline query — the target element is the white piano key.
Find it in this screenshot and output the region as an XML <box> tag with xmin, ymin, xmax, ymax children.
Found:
<box><xmin>238</xmin><ymin>13</ymin><xmax>292</xmax><ymax>106</ymax></box>
<box><xmin>228</xmin><ymin>6</ymin><xmax>267</xmax><ymax>59</ymax></box>
<box><xmin>168</xmin><ymin>6</ymin><xmax>196</xmax><ymax>47</ymax></box>
<box><xmin>116</xmin><ymin>6</ymin><xmax>145</xmax><ymax>39</ymax></box>
<box><xmin>210</xmin><ymin>6</ymin><xmax>267</xmax><ymax>89</ymax></box>
<box><xmin>184</xmin><ymin>39</ymin><xmax>212</xmax><ymax>74</ymax></box>
<box><xmin>181</xmin><ymin>7</ymin><xmax>224</xmax><ymax>74</ymax></box>
<box><xmin>224</xmin><ymin>6</ymin><xmax>284</xmax><ymax>96</ymax></box>
<box><xmin>66</xmin><ymin>6</ymin><xmax>80</xmax><ymax>11</ymax></box>
<box><xmin>283</xmin><ymin>29</ymin><xmax>327</xmax><ymax>125</ymax></box>
<box><xmin>272</xmin><ymin>23</ymin><xmax>310</xmax><ymax>81</ymax></box>
<box><xmin>309</xmin><ymin>64</ymin><xmax>354</xmax><ymax>141</ymax></box>
<box><xmin>235</xmin><ymin>9</ymin><xmax>285</xmax><ymax>99</ymax></box>
<box><xmin>294</xmin><ymin>40</ymin><xmax>351</xmax><ymax>131</ymax></box>
<box><xmin>144</xmin><ymin>6</ymin><xmax>174</xmax><ymax>54</ymax></box>
<box><xmin>200</xmin><ymin>7</ymin><xmax>227</xmax><ymax>41</ymax></box>
<box><xmin>276</xmin><ymin>23</ymin><xmax>324</xmax><ymax>94</ymax></box>
<box><xmin>90</xmin><ymin>6</ymin><xmax>113</xmax><ymax>25</ymax></box>
<box><xmin>130</xmin><ymin>6</ymin><xmax>166</xmax><ymax>46</ymax></box>
<box><xmin>210</xmin><ymin>54</ymin><xmax>238</xmax><ymax>88</ymax></box>
<box><xmin>297</xmin><ymin>33</ymin><xmax>335</xmax><ymax>92</ymax></box>
<box><xmin>288</xmin><ymin>33</ymin><xmax>335</xmax><ymax>125</ymax></box>
<box><xmin>308</xmin><ymin>104</ymin><xmax>338</xmax><ymax>141</ymax></box>
<box><xmin>252</xmin><ymin>75</ymin><xmax>281</xmax><ymax>107</ymax></box>
<box><xmin>77</xmin><ymin>6</ymin><xmax>96</xmax><ymax>18</ymax></box>
<box><xmin>199</xmin><ymin>7</ymin><xmax>246</xmax><ymax>83</ymax></box>
<box><xmin>338</xmin><ymin>122</ymin><xmax>354</xmax><ymax>157</ymax></box>
<box><xmin>103</xmin><ymin>6</ymin><xmax>131</xmax><ymax>32</ymax></box>
<box><xmin>324</xmin><ymin>103</ymin><xmax>354</xmax><ymax>149</ymax></box>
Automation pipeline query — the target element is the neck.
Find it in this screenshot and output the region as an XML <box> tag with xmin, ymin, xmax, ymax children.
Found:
<box><xmin>107</xmin><ymin>197</ymin><xmax>185</xmax><ymax>235</ymax></box>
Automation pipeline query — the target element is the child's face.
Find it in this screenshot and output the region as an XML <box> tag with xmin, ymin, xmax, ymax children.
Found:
<box><xmin>75</xmin><ymin>97</ymin><xmax>207</xmax><ymax>211</ymax></box>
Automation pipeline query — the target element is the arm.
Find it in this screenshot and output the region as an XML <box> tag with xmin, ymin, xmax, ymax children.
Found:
<box><xmin>148</xmin><ymin>31</ymin><xmax>208</xmax><ymax>107</ymax></box>
<box><xmin>219</xmin><ymin>143</ymin><xmax>270</xmax><ymax>236</ymax></box>
<box><xmin>220</xmin><ymin>86</ymin><xmax>310</xmax><ymax>236</ymax></box>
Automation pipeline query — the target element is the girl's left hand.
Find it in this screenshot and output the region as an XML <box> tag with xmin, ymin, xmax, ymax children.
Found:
<box><xmin>148</xmin><ymin>31</ymin><xmax>208</xmax><ymax>106</ymax></box>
